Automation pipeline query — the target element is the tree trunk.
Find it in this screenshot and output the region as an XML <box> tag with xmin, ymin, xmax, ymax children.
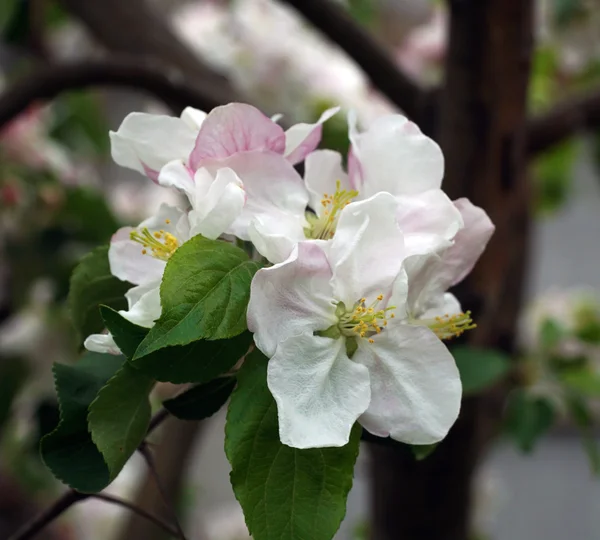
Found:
<box><xmin>370</xmin><ymin>1</ymin><xmax>534</xmax><ymax>539</ymax></box>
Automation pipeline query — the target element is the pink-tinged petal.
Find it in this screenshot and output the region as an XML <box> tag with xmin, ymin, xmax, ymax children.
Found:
<box><xmin>284</xmin><ymin>106</ymin><xmax>340</xmax><ymax>165</ymax></box>
<box><xmin>189</xmin><ymin>168</ymin><xmax>245</xmax><ymax>239</ymax></box>
<box><xmin>304</xmin><ymin>150</ymin><xmax>351</xmax><ymax>215</ymax></box>
<box><xmin>330</xmin><ymin>193</ymin><xmax>406</xmax><ymax>306</ymax></box>
<box><xmin>396</xmin><ymin>189</ymin><xmax>463</xmax><ymax>243</ymax></box>
<box><xmin>347</xmin><ymin>145</ymin><xmax>363</xmax><ymax>191</ymax></box>
<box><xmin>180</xmin><ymin>107</ymin><xmax>207</xmax><ymax>129</ymax></box>
<box><xmin>247</xmin><ymin>214</ymin><xmax>304</xmax><ymax>264</ymax></box>
<box><xmin>108</xmin><ymin>226</ymin><xmax>166</xmax><ymax>286</ymax></box>
<box><xmin>350</xmin><ymin>113</ymin><xmax>444</xmax><ymax>197</ymax></box>
<box><xmin>84</xmin><ymin>333</ymin><xmax>121</xmax><ymax>355</ymax></box>
<box><xmin>189</xmin><ymin>103</ymin><xmax>286</xmax><ymax>169</ymax></box>
<box><xmin>355</xmin><ymin>324</ymin><xmax>461</xmax><ymax>444</ymax></box>
<box><xmin>268</xmin><ymin>333</ymin><xmax>371</xmax><ymax>449</ymax></box>
<box><xmin>442</xmin><ymin>198</ymin><xmax>495</xmax><ymax>287</ymax></box>
<box><xmin>125</xmin><ymin>281</ymin><xmax>161</xmax><ymax>310</ymax></box>
<box><xmin>248</xmin><ymin>242</ymin><xmax>337</xmax><ymax>358</ymax></box>
<box><xmin>201</xmin><ymin>151</ymin><xmax>309</xmax><ymax>241</ymax></box>
<box><xmin>110</xmin><ymin>112</ymin><xmax>198</xmax><ymax>178</ymax></box>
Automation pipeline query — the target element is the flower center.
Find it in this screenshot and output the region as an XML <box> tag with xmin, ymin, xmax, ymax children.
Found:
<box><xmin>305</xmin><ymin>180</ymin><xmax>358</xmax><ymax>240</ymax></box>
<box><xmin>130</xmin><ymin>226</ymin><xmax>179</xmax><ymax>261</ymax></box>
<box><xmin>412</xmin><ymin>312</ymin><xmax>476</xmax><ymax>340</ymax></box>
<box><xmin>337</xmin><ymin>294</ymin><xmax>396</xmax><ymax>344</ymax></box>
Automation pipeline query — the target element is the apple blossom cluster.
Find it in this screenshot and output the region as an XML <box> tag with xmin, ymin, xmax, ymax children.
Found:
<box><xmin>85</xmin><ymin>102</ymin><xmax>494</xmax><ymax>449</ymax></box>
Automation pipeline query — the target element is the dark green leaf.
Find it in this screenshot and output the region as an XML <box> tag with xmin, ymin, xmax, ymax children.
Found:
<box><xmin>61</xmin><ymin>187</ymin><xmax>121</xmax><ymax>243</ymax></box>
<box><xmin>226</xmin><ymin>349</ymin><xmax>360</xmax><ymax>540</ymax></box>
<box><xmin>453</xmin><ymin>346</ymin><xmax>511</xmax><ymax>395</ymax></box>
<box><xmin>567</xmin><ymin>393</ymin><xmax>600</xmax><ymax>474</ymax></box>
<box><xmin>68</xmin><ymin>246</ymin><xmax>131</xmax><ymax>343</ymax></box>
<box><xmin>411</xmin><ymin>443</ymin><xmax>438</xmax><ymax>461</ymax></box>
<box><xmin>88</xmin><ymin>364</ymin><xmax>154</xmax><ymax>481</ymax></box>
<box><xmin>504</xmin><ymin>389</ymin><xmax>555</xmax><ymax>453</ymax></box>
<box><xmin>131</xmin><ymin>330</ymin><xmax>252</xmax><ymax>384</ymax></box>
<box><xmin>163</xmin><ymin>377</ymin><xmax>236</xmax><ymax>420</ymax></box>
<box><xmin>40</xmin><ymin>352</ymin><xmax>124</xmax><ymax>492</ymax></box>
<box><xmin>134</xmin><ymin>236</ymin><xmax>260</xmax><ymax>359</ymax></box>
<box><xmin>0</xmin><ymin>356</ymin><xmax>29</xmax><ymax>432</ymax></box>
<box><xmin>101</xmin><ymin>306</ymin><xmax>149</xmax><ymax>359</ymax></box>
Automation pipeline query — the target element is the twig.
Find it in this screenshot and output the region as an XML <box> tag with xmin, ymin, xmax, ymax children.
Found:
<box><xmin>0</xmin><ymin>59</ymin><xmax>226</xmax><ymax>130</ymax></box>
<box><xmin>526</xmin><ymin>87</ymin><xmax>600</xmax><ymax>156</ymax></box>
<box><xmin>90</xmin><ymin>493</ymin><xmax>181</xmax><ymax>538</ymax></box>
<box><xmin>7</xmin><ymin>490</ymin><xmax>87</xmax><ymax>540</ymax></box>
<box><xmin>8</xmin><ymin>408</ymin><xmax>172</xmax><ymax>540</ymax></box>
<box><xmin>139</xmin><ymin>445</ymin><xmax>188</xmax><ymax>540</ymax></box>
<box><xmin>280</xmin><ymin>0</ymin><xmax>428</xmax><ymax>120</ymax></box>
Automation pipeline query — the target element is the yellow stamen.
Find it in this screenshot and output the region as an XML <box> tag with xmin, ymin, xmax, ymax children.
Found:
<box><xmin>417</xmin><ymin>311</ymin><xmax>477</xmax><ymax>340</ymax></box>
<box><xmin>337</xmin><ymin>294</ymin><xmax>395</xmax><ymax>344</ymax></box>
<box><xmin>305</xmin><ymin>180</ymin><xmax>359</xmax><ymax>239</ymax></box>
<box><xmin>130</xmin><ymin>227</ymin><xmax>179</xmax><ymax>261</ymax></box>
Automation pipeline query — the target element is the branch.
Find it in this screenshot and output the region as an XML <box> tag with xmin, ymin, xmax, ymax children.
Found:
<box><xmin>0</xmin><ymin>59</ymin><xmax>226</xmax><ymax>129</ymax></box>
<box><xmin>526</xmin><ymin>88</ymin><xmax>600</xmax><ymax>156</ymax></box>
<box><xmin>279</xmin><ymin>0</ymin><xmax>428</xmax><ymax>120</ymax></box>
<box><xmin>7</xmin><ymin>490</ymin><xmax>86</xmax><ymax>540</ymax></box>
<box><xmin>8</xmin><ymin>408</ymin><xmax>171</xmax><ymax>540</ymax></box>
<box><xmin>91</xmin><ymin>494</ymin><xmax>180</xmax><ymax>538</ymax></box>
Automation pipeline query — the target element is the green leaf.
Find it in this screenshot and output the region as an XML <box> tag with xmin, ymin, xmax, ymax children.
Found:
<box><xmin>40</xmin><ymin>352</ymin><xmax>124</xmax><ymax>492</ymax></box>
<box><xmin>88</xmin><ymin>364</ymin><xmax>154</xmax><ymax>481</ymax></box>
<box><xmin>163</xmin><ymin>377</ymin><xmax>236</xmax><ymax>420</ymax></box>
<box><xmin>566</xmin><ymin>393</ymin><xmax>600</xmax><ymax>474</ymax></box>
<box><xmin>452</xmin><ymin>346</ymin><xmax>511</xmax><ymax>395</ymax></box>
<box><xmin>131</xmin><ymin>330</ymin><xmax>252</xmax><ymax>384</ymax></box>
<box><xmin>69</xmin><ymin>246</ymin><xmax>131</xmax><ymax>343</ymax></box>
<box><xmin>226</xmin><ymin>349</ymin><xmax>360</xmax><ymax>540</ymax></box>
<box><xmin>539</xmin><ymin>318</ymin><xmax>566</xmax><ymax>351</ymax></box>
<box><xmin>411</xmin><ymin>443</ymin><xmax>438</xmax><ymax>461</ymax></box>
<box><xmin>134</xmin><ymin>235</ymin><xmax>260</xmax><ymax>359</ymax></box>
<box><xmin>504</xmin><ymin>389</ymin><xmax>555</xmax><ymax>453</ymax></box>
<box><xmin>100</xmin><ymin>306</ymin><xmax>149</xmax><ymax>359</ymax></box>
<box><xmin>562</xmin><ymin>369</ymin><xmax>600</xmax><ymax>397</ymax></box>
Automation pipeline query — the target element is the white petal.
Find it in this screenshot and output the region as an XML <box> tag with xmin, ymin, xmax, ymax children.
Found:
<box><xmin>124</xmin><ymin>280</ymin><xmax>161</xmax><ymax>310</ymax></box>
<box><xmin>304</xmin><ymin>150</ymin><xmax>351</xmax><ymax>215</ymax></box>
<box><xmin>108</xmin><ymin>227</ymin><xmax>166</xmax><ymax>286</ymax></box>
<box><xmin>202</xmin><ymin>151</ymin><xmax>309</xmax><ymax>241</ymax></box>
<box><xmin>355</xmin><ymin>324</ymin><xmax>461</xmax><ymax>444</ymax></box>
<box><xmin>440</xmin><ymin>198</ymin><xmax>495</xmax><ymax>287</ymax></box>
<box><xmin>330</xmin><ymin>193</ymin><xmax>405</xmax><ymax>306</ymax></box>
<box><xmin>189</xmin><ymin>168</ymin><xmax>246</xmax><ymax>239</ymax></box>
<box><xmin>180</xmin><ymin>107</ymin><xmax>207</xmax><ymax>130</ymax></box>
<box><xmin>84</xmin><ymin>333</ymin><xmax>121</xmax><ymax>355</ymax></box>
<box><xmin>268</xmin><ymin>333</ymin><xmax>371</xmax><ymax>449</ymax></box>
<box><xmin>248</xmin><ymin>242</ymin><xmax>337</xmax><ymax>358</ymax></box>
<box><xmin>420</xmin><ymin>292</ymin><xmax>462</xmax><ymax>320</ymax></box>
<box><xmin>351</xmin><ymin>113</ymin><xmax>444</xmax><ymax>197</ymax></box>
<box><xmin>110</xmin><ymin>112</ymin><xmax>198</xmax><ymax>179</ymax></box>
<box><xmin>284</xmin><ymin>106</ymin><xmax>340</xmax><ymax>165</ymax></box>
<box><xmin>158</xmin><ymin>160</ymin><xmax>195</xmax><ymax>200</ymax></box>
<box><xmin>247</xmin><ymin>214</ymin><xmax>302</xmax><ymax>264</ymax></box>
<box><xmin>120</xmin><ymin>285</ymin><xmax>161</xmax><ymax>328</ymax></box>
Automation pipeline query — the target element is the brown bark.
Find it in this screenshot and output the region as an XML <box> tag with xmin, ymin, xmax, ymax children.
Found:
<box><xmin>370</xmin><ymin>1</ymin><xmax>535</xmax><ymax>539</ymax></box>
<box><xmin>117</xmin><ymin>418</ymin><xmax>204</xmax><ymax>540</ymax></box>
<box><xmin>57</xmin><ymin>0</ymin><xmax>237</xmax><ymax>104</ymax></box>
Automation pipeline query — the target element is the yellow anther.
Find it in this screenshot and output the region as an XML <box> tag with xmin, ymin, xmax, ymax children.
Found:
<box><xmin>377</xmin><ymin>294</ymin><xmax>384</xmax><ymax>301</ymax></box>
<box><xmin>368</xmin><ymin>338</ymin><xmax>375</xmax><ymax>344</ymax></box>
<box><xmin>419</xmin><ymin>311</ymin><xmax>477</xmax><ymax>341</ymax></box>
<box><xmin>305</xmin><ymin>179</ymin><xmax>359</xmax><ymax>240</ymax></box>
<box><xmin>130</xmin><ymin>227</ymin><xmax>179</xmax><ymax>261</ymax></box>
<box><xmin>337</xmin><ymin>293</ymin><xmax>395</xmax><ymax>342</ymax></box>
<box><xmin>165</xmin><ymin>219</ymin><xmax>171</xmax><ymax>224</ymax></box>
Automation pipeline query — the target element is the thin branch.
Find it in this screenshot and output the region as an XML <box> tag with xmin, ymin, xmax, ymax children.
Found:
<box><xmin>526</xmin><ymin>87</ymin><xmax>600</xmax><ymax>156</ymax></box>
<box><xmin>9</xmin><ymin>408</ymin><xmax>172</xmax><ymax>540</ymax></box>
<box><xmin>139</xmin><ymin>445</ymin><xmax>188</xmax><ymax>540</ymax></box>
<box><xmin>7</xmin><ymin>490</ymin><xmax>87</xmax><ymax>540</ymax></box>
<box><xmin>90</xmin><ymin>493</ymin><xmax>181</xmax><ymax>538</ymax></box>
<box><xmin>0</xmin><ymin>59</ymin><xmax>226</xmax><ymax>130</ymax></box>
<box><xmin>279</xmin><ymin>0</ymin><xmax>428</xmax><ymax>120</ymax></box>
